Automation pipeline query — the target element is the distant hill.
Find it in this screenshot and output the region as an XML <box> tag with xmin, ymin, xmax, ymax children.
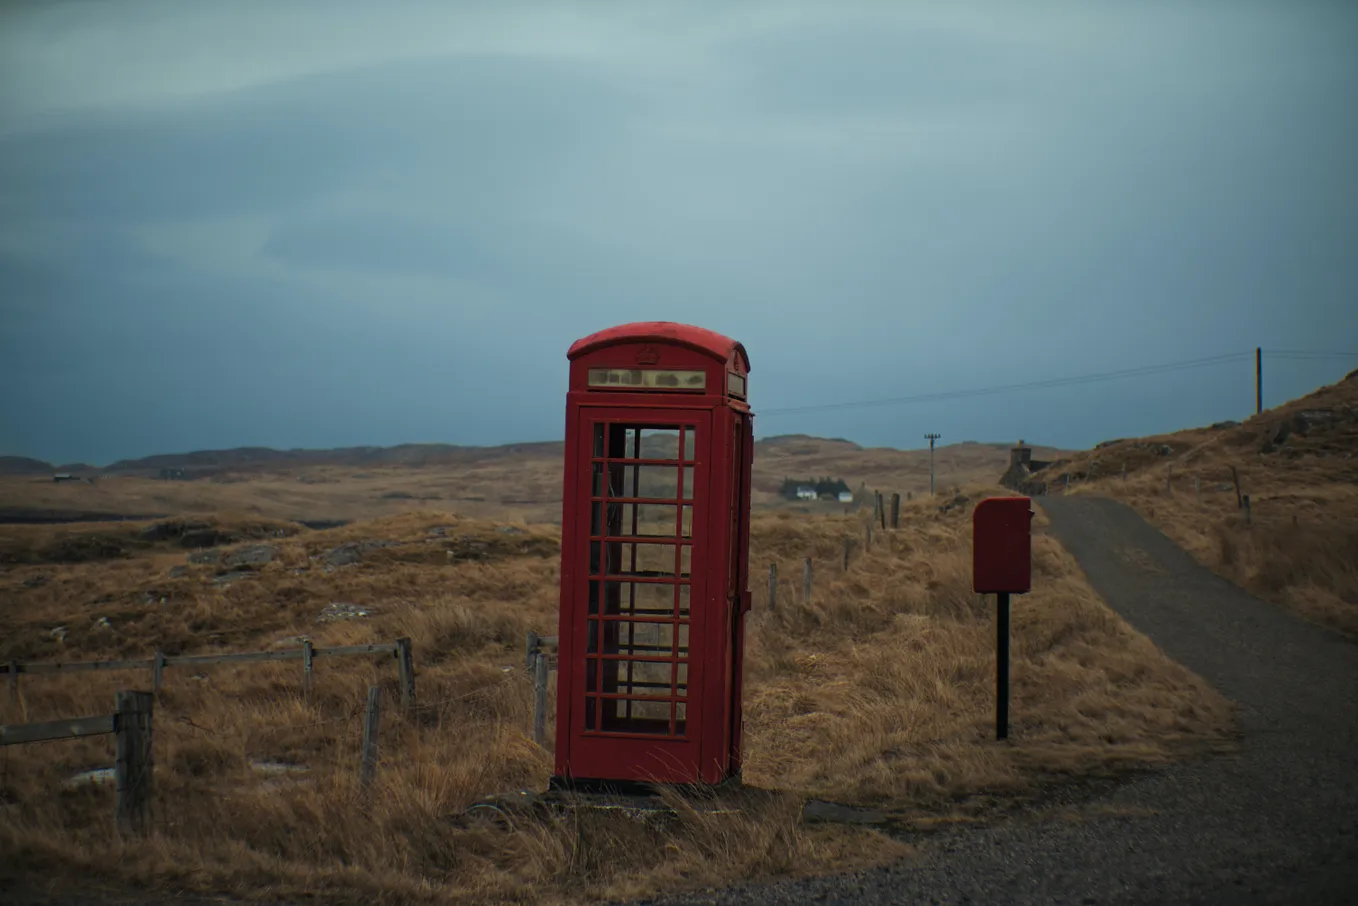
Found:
<box><xmin>0</xmin><ymin>456</ymin><xmax>54</xmax><ymax>475</ymax></box>
<box><xmin>100</xmin><ymin>442</ymin><xmax>567</xmax><ymax>475</ymax></box>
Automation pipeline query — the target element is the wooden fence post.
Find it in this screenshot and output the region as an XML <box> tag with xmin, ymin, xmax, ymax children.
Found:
<box><xmin>360</xmin><ymin>686</ymin><xmax>381</xmax><ymax>790</ymax></box>
<box><xmin>767</xmin><ymin>564</ymin><xmax>777</xmax><ymax>612</ymax></box>
<box><xmin>302</xmin><ymin>640</ymin><xmax>314</xmax><ymax>706</ymax></box>
<box><xmin>890</xmin><ymin>493</ymin><xmax>900</xmax><ymax>529</ymax></box>
<box><xmin>395</xmin><ymin>637</ymin><xmax>415</xmax><ymax>711</ymax></box>
<box><xmin>866</xmin><ymin>519</ymin><xmax>873</xmax><ymax>550</ymax></box>
<box><xmin>1064</xmin><ymin>473</ymin><xmax>1070</xmax><ymax>496</ymax></box>
<box><xmin>114</xmin><ymin>690</ymin><xmax>153</xmax><ymax>835</ymax></box>
<box><xmin>1122</xmin><ymin>462</ymin><xmax>1127</xmax><ymax>482</ymax></box>
<box><xmin>802</xmin><ymin>558</ymin><xmax>813</xmax><ymax>606</ymax></box>
<box><xmin>525</xmin><ymin>630</ymin><xmax>539</xmax><ymax>672</ymax></box>
<box><xmin>533</xmin><ymin>652</ymin><xmax>549</xmax><ymax>746</ymax></box>
<box><xmin>1231</xmin><ymin>466</ymin><xmax>1243</xmax><ymax>509</ymax></box>
<box><xmin>152</xmin><ymin>651</ymin><xmax>165</xmax><ymax>697</ymax></box>
<box><xmin>842</xmin><ymin>537</ymin><xmax>851</xmax><ymax>572</ymax></box>
<box><xmin>879</xmin><ymin>494</ymin><xmax>886</xmax><ymax>530</ymax></box>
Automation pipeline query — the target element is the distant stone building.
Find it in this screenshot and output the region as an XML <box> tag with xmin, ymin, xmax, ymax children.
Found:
<box><xmin>999</xmin><ymin>441</ymin><xmax>1068</xmax><ymax>496</ymax></box>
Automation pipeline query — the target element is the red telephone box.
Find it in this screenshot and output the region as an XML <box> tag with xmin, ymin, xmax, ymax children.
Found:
<box><xmin>552</xmin><ymin>322</ymin><xmax>753</xmax><ymax>789</ymax></box>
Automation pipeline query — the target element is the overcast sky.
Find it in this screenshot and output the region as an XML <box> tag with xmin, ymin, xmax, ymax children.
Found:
<box><xmin>2</xmin><ymin>1</ymin><xmax>1356</xmax><ymax>465</ymax></box>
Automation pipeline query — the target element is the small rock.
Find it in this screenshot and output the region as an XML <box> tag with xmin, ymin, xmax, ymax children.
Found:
<box><xmin>48</xmin><ymin>625</ymin><xmax>67</xmax><ymax>643</ymax></box>
<box><xmin>169</xmin><ymin>565</ymin><xmax>189</xmax><ymax>578</ymax></box>
<box><xmin>64</xmin><ymin>768</ymin><xmax>116</xmax><ymax>788</ymax></box>
<box><xmin>321</xmin><ymin>540</ymin><xmax>392</xmax><ymax>567</ymax></box>
<box><xmin>93</xmin><ymin>616</ymin><xmax>111</xmax><ymax>630</ymax></box>
<box><xmin>188</xmin><ymin>550</ymin><xmax>221</xmax><ymax>564</ymax></box>
<box><xmin>220</xmin><ymin>543</ymin><xmax>277</xmax><ymax>569</ymax></box>
<box><xmin>317</xmin><ymin>601</ymin><xmax>377</xmax><ymax>623</ymax></box>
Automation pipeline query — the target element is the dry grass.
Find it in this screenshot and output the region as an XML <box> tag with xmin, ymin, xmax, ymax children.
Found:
<box><xmin>0</xmin><ymin>489</ymin><xmax>1231</xmax><ymax>903</ymax></box>
<box><xmin>1048</xmin><ymin>370</ymin><xmax>1358</xmax><ymax>639</ymax></box>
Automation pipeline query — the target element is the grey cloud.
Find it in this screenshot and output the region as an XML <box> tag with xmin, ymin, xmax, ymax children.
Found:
<box><xmin>1</xmin><ymin>2</ymin><xmax>1356</xmax><ymax>465</ymax></box>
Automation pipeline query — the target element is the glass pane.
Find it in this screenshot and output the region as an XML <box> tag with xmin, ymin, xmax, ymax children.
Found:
<box><xmin>587</xmin><ymin>658</ymin><xmax>599</xmax><ymax>691</ymax></box>
<box><xmin>586</xmin><ymin>619</ymin><xmax>599</xmax><ymax>653</ymax></box>
<box><xmin>585</xmin><ymin>697</ymin><xmax>597</xmax><ymax>730</ymax></box>
<box><xmin>607</xmin><ymin>619</ymin><xmax>673</xmax><ymax>655</ymax></box>
<box><xmin>607</xmin><ymin>541</ymin><xmax>679</xmax><ymax>577</ymax></box>
<box><xmin>612</xmin><ymin>699</ymin><xmax>671</xmax><ymax>721</ymax></box>
<box><xmin>677</xmin><ymin>624</ymin><xmax>689</xmax><ymax>654</ymax></box>
<box><xmin>638</xmin><ymin>428</ymin><xmax>681</xmax><ymax>460</ymax></box>
<box><xmin>676</xmin><ymin>663</ymin><xmax>689</xmax><ymax>688</ymax></box>
<box><xmin>612</xmin><ymin>659</ymin><xmax>672</xmax><ymax>692</ymax></box>
<box><xmin>592</xmin><ymin>463</ymin><xmax>604</xmax><ymax>495</ymax></box>
<box><xmin>593</xmin><ymin>424</ymin><xmax>606</xmax><ymax>457</ymax></box>
<box><xmin>595</xmin><ymin>580</ymin><xmax>676</xmax><ymax>616</ymax></box>
<box><xmin>597</xmin><ymin>503</ymin><xmax>684</xmax><ymax>538</ymax></box>
<box><xmin>683</xmin><ymin>429</ymin><xmax>696</xmax><ymax>460</ymax></box>
<box><xmin>727</xmin><ymin>372</ymin><xmax>746</xmax><ymax>398</ymax></box>
<box><xmin>681</xmin><ymin>466</ymin><xmax>695</xmax><ymax>500</ymax></box>
<box><xmin>677</xmin><ymin>585</ymin><xmax>690</xmax><ymax>616</ymax></box>
<box><xmin>679</xmin><ymin>546</ymin><xmax>691</xmax><ymax>577</ymax></box>
<box><xmin>606</xmin><ymin>464</ymin><xmax>679</xmax><ymax>500</ymax></box>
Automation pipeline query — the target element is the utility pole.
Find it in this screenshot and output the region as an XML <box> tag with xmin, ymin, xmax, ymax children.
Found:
<box><xmin>1256</xmin><ymin>347</ymin><xmax>1262</xmax><ymax>415</ymax></box>
<box><xmin>925</xmin><ymin>433</ymin><xmax>942</xmax><ymax>496</ymax></box>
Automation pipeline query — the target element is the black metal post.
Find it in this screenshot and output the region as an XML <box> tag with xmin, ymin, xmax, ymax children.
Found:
<box><xmin>997</xmin><ymin>592</ymin><xmax>1010</xmax><ymax>741</ymax></box>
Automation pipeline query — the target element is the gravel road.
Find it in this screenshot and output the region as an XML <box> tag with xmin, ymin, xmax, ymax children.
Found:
<box><xmin>640</xmin><ymin>495</ymin><xmax>1358</xmax><ymax>905</ymax></box>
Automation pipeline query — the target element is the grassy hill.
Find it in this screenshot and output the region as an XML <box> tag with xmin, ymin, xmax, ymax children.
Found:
<box><xmin>1036</xmin><ymin>368</ymin><xmax>1358</xmax><ymax>637</ymax></box>
<box><xmin>0</xmin><ymin>494</ymin><xmax>1228</xmax><ymax>903</ymax></box>
<box><xmin>0</xmin><ymin>437</ymin><xmax>1071</xmax><ymax>526</ymax></box>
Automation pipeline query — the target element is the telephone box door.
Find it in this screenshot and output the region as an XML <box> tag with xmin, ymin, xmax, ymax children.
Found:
<box><xmin>563</xmin><ymin>408</ymin><xmax>711</xmax><ymax>782</ymax></box>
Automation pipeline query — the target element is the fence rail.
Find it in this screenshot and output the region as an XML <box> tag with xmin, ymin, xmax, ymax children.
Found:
<box><xmin>0</xmin><ymin>713</ymin><xmax>115</xmax><ymax>745</ymax></box>
<box><xmin>0</xmin><ymin>690</ymin><xmax>154</xmax><ymax>835</ymax></box>
<box><xmin>4</xmin><ymin>639</ymin><xmax>417</xmax><ymax>709</ymax></box>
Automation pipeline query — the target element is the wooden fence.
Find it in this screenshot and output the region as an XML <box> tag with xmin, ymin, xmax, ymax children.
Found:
<box><xmin>3</xmin><ymin>638</ymin><xmax>417</xmax><ymax>711</ymax></box>
<box><xmin>524</xmin><ymin>632</ymin><xmax>558</xmax><ymax>746</ymax></box>
<box><xmin>0</xmin><ymin>690</ymin><xmax>154</xmax><ymax>835</ymax></box>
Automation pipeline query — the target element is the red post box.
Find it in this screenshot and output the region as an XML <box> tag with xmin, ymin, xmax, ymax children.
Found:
<box><xmin>972</xmin><ymin>497</ymin><xmax>1033</xmax><ymax>594</ymax></box>
<box><xmin>972</xmin><ymin>496</ymin><xmax>1033</xmax><ymax>741</ymax></box>
<box><xmin>552</xmin><ymin>322</ymin><xmax>753</xmax><ymax>790</ymax></box>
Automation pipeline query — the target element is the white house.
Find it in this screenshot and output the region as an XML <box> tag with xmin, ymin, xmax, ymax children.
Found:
<box><xmin>795</xmin><ymin>486</ymin><xmax>818</xmax><ymax>500</ymax></box>
<box><xmin>837</xmin><ymin>491</ymin><xmax>854</xmax><ymax>503</ymax></box>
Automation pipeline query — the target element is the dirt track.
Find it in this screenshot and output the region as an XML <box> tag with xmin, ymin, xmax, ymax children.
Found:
<box><xmin>644</xmin><ymin>495</ymin><xmax>1358</xmax><ymax>905</ymax></box>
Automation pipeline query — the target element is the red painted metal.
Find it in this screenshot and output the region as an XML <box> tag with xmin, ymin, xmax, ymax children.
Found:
<box><xmin>972</xmin><ymin>497</ymin><xmax>1034</xmax><ymax>594</ymax></box>
<box><xmin>554</xmin><ymin>322</ymin><xmax>752</xmax><ymax>788</ymax></box>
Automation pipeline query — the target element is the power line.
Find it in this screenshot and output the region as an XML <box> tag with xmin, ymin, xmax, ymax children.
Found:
<box><xmin>758</xmin><ymin>351</ymin><xmax>1254</xmax><ymax>418</ymax></box>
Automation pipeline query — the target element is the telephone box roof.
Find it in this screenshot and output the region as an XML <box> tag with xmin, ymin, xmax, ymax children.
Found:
<box><xmin>568</xmin><ymin>321</ymin><xmax>750</xmax><ymax>372</ymax></box>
